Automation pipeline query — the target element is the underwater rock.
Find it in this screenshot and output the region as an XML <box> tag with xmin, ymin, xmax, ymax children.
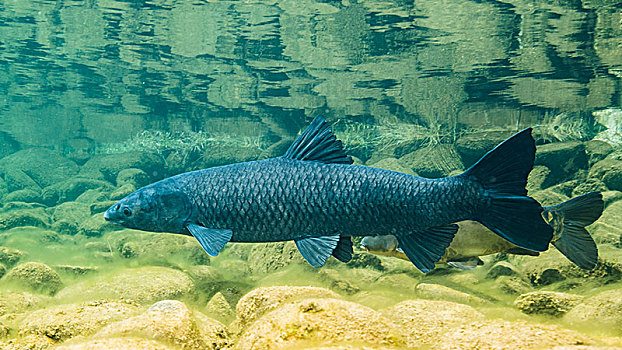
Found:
<box><xmin>41</xmin><ymin>177</ymin><xmax>113</xmax><ymax>206</ymax></box>
<box><xmin>0</xmin><ymin>246</ymin><xmax>25</xmax><ymax>267</ymax></box>
<box><xmin>380</xmin><ymin>299</ymin><xmax>484</xmax><ymax>346</ymax></box>
<box><xmin>78</xmin><ymin>213</ymin><xmax>116</xmax><ymax>237</ymax></box>
<box><xmin>52</xmin><ymin>202</ymin><xmax>92</xmax><ymax>232</ymax></box>
<box><xmin>76</xmin><ymin>189</ymin><xmax>110</xmax><ymax>205</ymax></box>
<box><xmin>94</xmin><ymin>300</ymin><xmax>230</xmax><ymax>350</ymax></box>
<box><xmin>0</xmin><ymin>177</ymin><xmax>8</xmax><ymax>200</ymax></box>
<box><xmin>415</xmin><ymin>283</ymin><xmax>488</xmax><ymax>305</ymax></box>
<box><xmin>205</xmin><ymin>292</ymin><xmax>235</xmax><ymax>323</ymax></box>
<box><xmin>432</xmin><ymin>319</ymin><xmax>593</xmax><ymax>349</ymax></box>
<box><xmin>0</xmin><ymin>148</ymin><xmax>79</xmax><ymax>190</ymax></box>
<box><xmin>494</xmin><ymin>276</ymin><xmax>533</xmax><ymax>295</ymax></box>
<box><xmin>116</xmin><ymin>168</ymin><xmax>150</xmax><ymax>188</ymax></box>
<box><xmin>572</xmin><ymin>178</ymin><xmax>609</xmax><ymax>197</ymax></box>
<box><xmin>372</xmin><ymin>273</ymin><xmax>420</xmax><ymax>292</ymax></box>
<box><xmin>602</xmin><ymin>190</ymin><xmax>622</xmax><ymax>208</ymax></box>
<box><xmin>589</xmin><ymin>200</ymin><xmax>622</xmax><ymax>244</ymax></box>
<box><xmin>108</xmin><ymin>230</ymin><xmax>210</xmax><ymax>266</ymax></box>
<box><xmin>18</xmin><ymin>299</ymin><xmax>142</xmax><ymax>342</ymax></box>
<box><xmin>2</xmin><ymin>168</ymin><xmax>41</xmax><ymax>193</ymax></box>
<box><xmin>530</xmin><ymin>188</ymin><xmax>570</xmax><ymax>207</ymax></box>
<box><xmin>247</xmin><ymin>241</ymin><xmax>303</xmax><ymax>274</ymax></box>
<box><xmin>0</xmin><ymin>334</ymin><xmax>55</xmax><ymax>350</ymax></box>
<box><xmin>514</xmin><ymin>291</ymin><xmax>583</xmax><ymax>317</ymax></box>
<box><xmin>79</xmin><ymin>152</ymin><xmax>165</xmax><ymax>183</ymax></box>
<box><xmin>0</xmin><ymin>263</ymin><xmax>5</xmax><ymax>279</ymax></box>
<box><xmin>318</xmin><ymin>269</ymin><xmax>361</xmax><ymax>295</ymax></box>
<box><xmin>3</xmin><ymin>262</ymin><xmax>63</xmax><ymax>296</ymax></box>
<box><xmin>486</xmin><ymin>261</ymin><xmax>521</xmax><ymax>279</ymax></box>
<box><xmin>110</xmin><ymin>183</ymin><xmax>136</xmax><ymax>201</ymax></box>
<box><xmin>564</xmin><ymin>289</ymin><xmax>622</xmax><ymax>334</ymax></box>
<box><xmin>0</xmin><ymin>291</ymin><xmax>45</xmax><ymax>316</ymax></box>
<box><xmin>343</xmin><ymin>252</ymin><xmax>384</xmax><ymax>271</ymax></box>
<box><xmin>53</xmin><ymin>337</ymin><xmax>174</xmax><ymax>350</ymax></box>
<box><xmin>54</xmin><ymin>265</ymin><xmax>98</xmax><ymax>276</ymax></box>
<box><xmin>235</xmin><ymin>298</ymin><xmax>408</xmax><ymax>350</ymax></box>
<box><xmin>455</xmin><ymin>131</ymin><xmax>515</xmax><ymax>167</ymax></box>
<box><xmin>399</xmin><ymin>144</ymin><xmax>464</xmax><ymax>178</ymax></box>
<box><xmin>367</xmin><ymin>157</ymin><xmax>413</xmax><ymax>175</ymax></box>
<box><xmin>233</xmin><ymin>286</ymin><xmax>339</xmax><ymax>333</ymax></box>
<box><xmin>585</xmin><ymin>140</ymin><xmax>614</xmax><ymax>166</ymax></box>
<box><xmin>535</xmin><ymin>141</ymin><xmax>588</xmax><ymax>185</ymax></box>
<box><xmin>589</xmin><ymin>158</ymin><xmax>622</xmax><ymax>192</ymax></box>
<box><xmin>185</xmin><ymin>265</ymin><xmax>223</xmax><ymax>296</ymax></box>
<box><xmin>526</xmin><ymin>165</ymin><xmax>553</xmax><ymax>193</ymax></box>
<box><xmin>56</xmin><ymin>266</ymin><xmax>195</xmax><ymax>304</ymax></box>
<box><xmin>0</xmin><ymin>208</ymin><xmax>50</xmax><ymax>230</ymax></box>
<box><xmin>3</xmin><ymin>189</ymin><xmax>42</xmax><ymax>204</ymax></box>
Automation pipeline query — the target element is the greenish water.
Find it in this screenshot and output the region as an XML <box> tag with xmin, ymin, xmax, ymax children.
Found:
<box><xmin>0</xmin><ymin>1</ymin><xmax>621</xmax><ymax>349</ymax></box>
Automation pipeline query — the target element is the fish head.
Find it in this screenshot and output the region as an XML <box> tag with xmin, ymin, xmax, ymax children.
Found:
<box><xmin>104</xmin><ymin>186</ymin><xmax>192</xmax><ymax>234</ymax></box>
<box><xmin>360</xmin><ymin>235</ymin><xmax>399</xmax><ymax>253</ymax></box>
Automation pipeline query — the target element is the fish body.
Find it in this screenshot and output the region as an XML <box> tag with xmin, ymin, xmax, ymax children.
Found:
<box><xmin>105</xmin><ymin>117</ymin><xmax>552</xmax><ymax>273</ymax></box>
<box><xmin>361</xmin><ymin>192</ymin><xmax>603</xmax><ymax>270</ymax></box>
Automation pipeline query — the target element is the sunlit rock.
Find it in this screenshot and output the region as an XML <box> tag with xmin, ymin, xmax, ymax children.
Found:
<box><xmin>381</xmin><ymin>299</ymin><xmax>484</xmax><ymax>346</ymax></box>
<box><xmin>433</xmin><ymin>319</ymin><xmax>593</xmax><ymax>349</ymax></box>
<box><xmin>415</xmin><ymin>283</ymin><xmax>488</xmax><ymax>305</ymax></box>
<box><xmin>3</xmin><ymin>262</ymin><xmax>63</xmax><ymax>296</ymax></box>
<box><xmin>514</xmin><ymin>291</ymin><xmax>583</xmax><ymax>317</ymax></box>
<box><xmin>56</xmin><ymin>267</ymin><xmax>195</xmax><ymax>304</ymax></box>
<box><xmin>236</xmin><ymin>298</ymin><xmax>408</xmax><ymax>349</ymax></box>
<box><xmin>18</xmin><ymin>299</ymin><xmax>141</xmax><ymax>341</ymax></box>
<box><xmin>94</xmin><ymin>300</ymin><xmax>230</xmax><ymax>350</ymax></box>
<box><xmin>565</xmin><ymin>289</ymin><xmax>622</xmax><ymax>334</ymax></box>
<box><xmin>233</xmin><ymin>286</ymin><xmax>339</xmax><ymax>333</ymax></box>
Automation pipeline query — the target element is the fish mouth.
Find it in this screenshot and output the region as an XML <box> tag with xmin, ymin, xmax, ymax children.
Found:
<box><xmin>103</xmin><ymin>210</ymin><xmax>112</xmax><ymax>222</ymax></box>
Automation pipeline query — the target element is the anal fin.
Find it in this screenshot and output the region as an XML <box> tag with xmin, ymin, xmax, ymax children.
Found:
<box><xmin>295</xmin><ymin>235</ymin><xmax>340</xmax><ymax>268</ymax></box>
<box><xmin>186</xmin><ymin>223</ymin><xmax>232</xmax><ymax>256</ymax></box>
<box><xmin>397</xmin><ymin>224</ymin><xmax>458</xmax><ymax>273</ymax></box>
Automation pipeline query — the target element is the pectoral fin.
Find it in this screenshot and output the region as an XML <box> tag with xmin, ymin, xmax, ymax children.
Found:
<box><xmin>186</xmin><ymin>223</ymin><xmax>232</xmax><ymax>256</ymax></box>
<box><xmin>295</xmin><ymin>235</ymin><xmax>341</xmax><ymax>268</ymax></box>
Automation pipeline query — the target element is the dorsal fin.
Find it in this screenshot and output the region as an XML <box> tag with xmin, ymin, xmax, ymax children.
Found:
<box><xmin>283</xmin><ymin>116</ymin><xmax>353</xmax><ymax>164</ymax></box>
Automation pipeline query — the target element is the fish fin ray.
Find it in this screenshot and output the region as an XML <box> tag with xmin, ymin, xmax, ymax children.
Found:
<box><xmin>397</xmin><ymin>224</ymin><xmax>458</xmax><ymax>273</ymax></box>
<box><xmin>295</xmin><ymin>235</ymin><xmax>340</xmax><ymax>268</ymax></box>
<box><xmin>186</xmin><ymin>223</ymin><xmax>232</xmax><ymax>257</ymax></box>
<box><xmin>546</xmin><ymin>192</ymin><xmax>602</xmax><ymax>270</ymax></box>
<box><xmin>331</xmin><ymin>236</ymin><xmax>353</xmax><ymax>263</ymax></box>
<box><xmin>283</xmin><ymin>116</ymin><xmax>353</xmax><ymax>164</ymax></box>
<box><xmin>462</xmin><ymin>128</ymin><xmax>553</xmax><ymax>252</ymax></box>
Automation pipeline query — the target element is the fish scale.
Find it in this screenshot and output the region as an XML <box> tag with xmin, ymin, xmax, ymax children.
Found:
<box><xmin>172</xmin><ymin>158</ymin><xmax>476</xmax><ymax>242</ymax></box>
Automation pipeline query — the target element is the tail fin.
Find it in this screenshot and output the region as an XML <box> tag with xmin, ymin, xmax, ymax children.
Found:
<box><xmin>545</xmin><ymin>192</ymin><xmax>602</xmax><ymax>270</ymax></box>
<box><xmin>462</xmin><ymin>128</ymin><xmax>553</xmax><ymax>252</ymax></box>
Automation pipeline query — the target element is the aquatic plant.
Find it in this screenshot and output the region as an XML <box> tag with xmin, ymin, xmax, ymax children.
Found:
<box><xmin>98</xmin><ymin>130</ymin><xmax>270</xmax><ymax>160</ymax></box>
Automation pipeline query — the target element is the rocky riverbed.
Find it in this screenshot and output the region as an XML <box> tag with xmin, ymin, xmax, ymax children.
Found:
<box><xmin>0</xmin><ymin>116</ymin><xmax>622</xmax><ymax>349</ymax></box>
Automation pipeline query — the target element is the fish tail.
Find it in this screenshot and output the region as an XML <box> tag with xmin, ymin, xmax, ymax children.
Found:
<box><xmin>545</xmin><ymin>192</ymin><xmax>602</xmax><ymax>270</ymax></box>
<box><xmin>461</xmin><ymin>128</ymin><xmax>553</xmax><ymax>252</ymax></box>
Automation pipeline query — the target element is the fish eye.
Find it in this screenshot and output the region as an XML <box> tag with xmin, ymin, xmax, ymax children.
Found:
<box><xmin>123</xmin><ymin>207</ymin><xmax>132</xmax><ymax>217</ymax></box>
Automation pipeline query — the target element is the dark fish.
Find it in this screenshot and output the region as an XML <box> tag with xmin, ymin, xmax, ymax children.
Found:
<box><xmin>361</xmin><ymin>192</ymin><xmax>603</xmax><ymax>270</ymax></box>
<box><xmin>104</xmin><ymin>117</ymin><xmax>552</xmax><ymax>273</ymax></box>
